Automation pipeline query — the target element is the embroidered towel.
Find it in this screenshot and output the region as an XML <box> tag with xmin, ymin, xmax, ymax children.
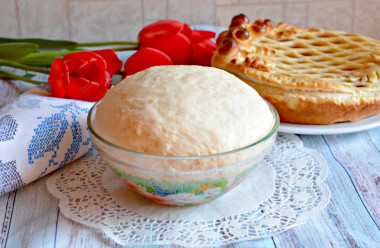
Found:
<box><xmin>0</xmin><ymin>86</ymin><xmax>94</xmax><ymax>195</ymax></box>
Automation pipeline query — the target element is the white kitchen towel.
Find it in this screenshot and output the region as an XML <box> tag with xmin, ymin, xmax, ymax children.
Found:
<box><xmin>0</xmin><ymin>86</ymin><xmax>94</xmax><ymax>195</ymax></box>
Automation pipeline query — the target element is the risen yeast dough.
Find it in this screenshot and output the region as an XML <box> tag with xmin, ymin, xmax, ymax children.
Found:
<box><xmin>93</xmin><ymin>65</ymin><xmax>274</xmax><ymax>157</ymax></box>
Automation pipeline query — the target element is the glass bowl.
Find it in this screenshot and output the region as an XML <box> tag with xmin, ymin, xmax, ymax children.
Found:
<box><xmin>87</xmin><ymin>100</ymin><xmax>279</xmax><ymax>206</ymax></box>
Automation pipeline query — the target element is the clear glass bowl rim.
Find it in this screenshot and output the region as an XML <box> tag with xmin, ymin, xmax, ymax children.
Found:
<box><xmin>88</xmin><ymin>99</ymin><xmax>279</xmax><ymax>158</ymax></box>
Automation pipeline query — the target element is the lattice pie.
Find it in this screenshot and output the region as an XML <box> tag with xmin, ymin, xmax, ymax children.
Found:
<box><xmin>212</xmin><ymin>14</ymin><xmax>380</xmax><ymax>124</ymax></box>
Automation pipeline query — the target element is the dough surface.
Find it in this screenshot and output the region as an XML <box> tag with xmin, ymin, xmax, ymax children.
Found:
<box><xmin>93</xmin><ymin>65</ymin><xmax>274</xmax><ymax>156</ymax></box>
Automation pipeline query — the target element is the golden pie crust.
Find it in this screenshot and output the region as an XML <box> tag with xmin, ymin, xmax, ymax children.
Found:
<box><xmin>211</xmin><ymin>14</ymin><xmax>380</xmax><ymax>124</ymax></box>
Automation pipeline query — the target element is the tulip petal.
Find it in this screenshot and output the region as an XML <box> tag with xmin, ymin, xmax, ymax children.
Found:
<box><xmin>92</xmin><ymin>49</ymin><xmax>122</xmax><ymax>76</ymax></box>
<box><xmin>138</xmin><ymin>20</ymin><xmax>184</xmax><ymax>44</ymax></box>
<box><xmin>181</xmin><ymin>23</ymin><xmax>192</xmax><ymax>37</ymax></box>
<box><xmin>191</xmin><ymin>30</ymin><xmax>216</xmax><ymax>40</ymax></box>
<box><xmin>188</xmin><ymin>39</ymin><xmax>216</xmax><ymax>66</ymax></box>
<box><xmin>77</xmin><ymin>62</ymin><xmax>110</xmax><ymax>88</ymax></box>
<box><xmin>142</xmin><ymin>33</ymin><xmax>191</xmax><ymax>64</ymax></box>
<box><xmin>66</xmin><ymin>77</ymin><xmax>93</xmax><ymax>100</ymax></box>
<box><xmin>48</xmin><ymin>58</ymin><xmax>70</xmax><ymax>98</ymax></box>
<box><xmin>187</xmin><ymin>30</ymin><xmax>216</xmax><ymax>66</ymax></box>
<box><xmin>88</xmin><ymin>84</ymin><xmax>109</xmax><ymax>101</ymax></box>
<box><xmin>124</xmin><ymin>47</ymin><xmax>173</xmax><ymax>76</ymax></box>
<box><xmin>64</xmin><ymin>51</ymin><xmax>106</xmax><ymax>73</ymax></box>
<box><xmin>66</xmin><ymin>76</ymin><xmax>109</xmax><ymax>101</ymax></box>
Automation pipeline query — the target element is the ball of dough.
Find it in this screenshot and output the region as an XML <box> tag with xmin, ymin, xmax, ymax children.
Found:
<box><xmin>93</xmin><ymin>65</ymin><xmax>274</xmax><ymax>156</ymax></box>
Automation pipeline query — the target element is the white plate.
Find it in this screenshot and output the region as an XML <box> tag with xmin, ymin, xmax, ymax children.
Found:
<box><xmin>278</xmin><ymin>113</ymin><xmax>380</xmax><ymax>135</ymax></box>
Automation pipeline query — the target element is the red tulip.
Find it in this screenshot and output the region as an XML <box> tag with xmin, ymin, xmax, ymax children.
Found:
<box><xmin>124</xmin><ymin>48</ymin><xmax>173</xmax><ymax>77</ymax></box>
<box><xmin>89</xmin><ymin>49</ymin><xmax>123</xmax><ymax>75</ymax></box>
<box><xmin>138</xmin><ymin>20</ymin><xmax>192</xmax><ymax>65</ymax></box>
<box><xmin>138</xmin><ymin>20</ymin><xmax>184</xmax><ymax>44</ymax></box>
<box><xmin>124</xmin><ymin>20</ymin><xmax>217</xmax><ymax>76</ymax></box>
<box><xmin>48</xmin><ymin>49</ymin><xmax>122</xmax><ymax>101</ymax></box>
<box><xmin>187</xmin><ymin>30</ymin><xmax>216</xmax><ymax>66</ymax></box>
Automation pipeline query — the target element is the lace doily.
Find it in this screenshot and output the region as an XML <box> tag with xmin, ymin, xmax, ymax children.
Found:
<box><xmin>46</xmin><ymin>134</ymin><xmax>330</xmax><ymax>247</ymax></box>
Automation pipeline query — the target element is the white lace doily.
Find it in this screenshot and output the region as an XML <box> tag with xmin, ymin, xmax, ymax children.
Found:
<box><xmin>46</xmin><ymin>134</ymin><xmax>330</xmax><ymax>247</ymax></box>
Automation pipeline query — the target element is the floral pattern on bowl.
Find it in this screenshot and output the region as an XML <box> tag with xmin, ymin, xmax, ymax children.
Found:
<box><xmin>111</xmin><ymin>163</ymin><xmax>259</xmax><ymax>206</ymax></box>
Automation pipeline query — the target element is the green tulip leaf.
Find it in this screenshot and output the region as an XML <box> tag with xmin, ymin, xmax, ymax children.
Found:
<box><xmin>15</xmin><ymin>49</ymin><xmax>84</xmax><ymax>67</ymax></box>
<box><xmin>22</xmin><ymin>73</ymin><xmax>37</xmax><ymax>79</ymax></box>
<box><xmin>0</xmin><ymin>72</ymin><xmax>11</xmax><ymax>78</ymax></box>
<box><xmin>0</xmin><ymin>72</ymin><xmax>37</xmax><ymax>79</ymax></box>
<box><xmin>0</xmin><ymin>43</ymin><xmax>38</xmax><ymax>59</ymax></box>
<box><xmin>0</xmin><ymin>38</ymin><xmax>77</xmax><ymax>50</ymax></box>
<box><xmin>16</xmin><ymin>57</ymin><xmax>55</xmax><ymax>67</ymax></box>
<box><xmin>0</xmin><ymin>68</ymin><xmax>48</xmax><ymax>85</ymax></box>
<box><xmin>0</xmin><ymin>70</ymin><xmax>37</xmax><ymax>79</ymax></box>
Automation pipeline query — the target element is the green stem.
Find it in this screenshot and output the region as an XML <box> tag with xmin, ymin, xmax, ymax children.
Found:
<box><xmin>75</xmin><ymin>41</ymin><xmax>138</xmax><ymax>47</ymax></box>
<box><xmin>112</xmin><ymin>46</ymin><xmax>139</xmax><ymax>51</ymax></box>
<box><xmin>0</xmin><ymin>59</ymin><xmax>50</xmax><ymax>74</ymax></box>
<box><xmin>0</xmin><ymin>69</ymin><xmax>48</xmax><ymax>85</ymax></box>
<box><xmin>21</xmin><ymin>45</ymin><xmax>138</xmax><ymax>60</ymax></box>
<box><xmin>22</xmin><ymin>50</ymin><xmax>83</xmax><ymax>58</ymax></box>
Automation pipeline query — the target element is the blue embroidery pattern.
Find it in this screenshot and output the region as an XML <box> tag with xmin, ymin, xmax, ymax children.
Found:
<box><xmin>16</xmin><ymin>96</ymin><xmax>42</xmax><ymax>109</ymax></box>
<box><xmin>0</xmin><ymin>115</ymin><xmax>18</xmax><ymax>142</ymax></box>
<box><xmin>0</xmin><ymin>102</ymin><xmax>14</xmax><ymax>115</ymax></box>
<box><xmin>27</xmin><ymin>101</ymin><xmax>91</xmax><ymax>177</ymax></box>
<box><xmin>0</xmin><ymin>160</ymin><xmax>24</xmax><ymax>195</ymax></box>
<box><xmin>27</xmin><ymin>112</ymin><xmax>68</xmax><ymax>164</ymax></box>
